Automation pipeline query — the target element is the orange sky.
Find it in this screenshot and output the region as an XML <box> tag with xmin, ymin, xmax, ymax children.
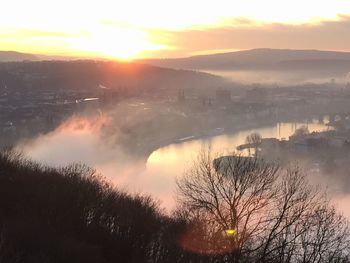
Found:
<box><xmin>1</xmin><ymin>0</ymin><xmax>350</xmax><ymax>60</ymax></box>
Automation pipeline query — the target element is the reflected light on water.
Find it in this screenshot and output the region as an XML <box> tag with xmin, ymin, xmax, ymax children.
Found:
<box><xmin>18</xmin><ymin>119</ymin><xmax>330</xmax><ymax>210</ymax></box>
<box><xmin>146</xmin><ymin>121</ymin><xmax>330</xmax><ymax>208</ymax></box>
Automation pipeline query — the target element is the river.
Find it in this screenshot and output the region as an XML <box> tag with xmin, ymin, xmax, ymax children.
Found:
<box><xmin>18</xmin><ymin>119</ymin><xmax>331</xmax><ymax>210</ymax></box>
<box><xmin>145</xmin><ymin>120</ymin><xmax>330</xmax><ymax>208</ymax></box>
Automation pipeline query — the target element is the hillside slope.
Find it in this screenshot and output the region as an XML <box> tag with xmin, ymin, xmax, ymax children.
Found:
<box><xmin>0</xmin><ymin>60</ymin><xmax>226</xmax><ymax>93</ymax></box>
<box><xmin>0</xmin><ymin>51</ymin><xmax>39</xmax><ymax>62</ymax></box>
<box><xmin>140</xmin><ymin>49</ymin><xmax>350</xmax><ymax>71</ymax></box>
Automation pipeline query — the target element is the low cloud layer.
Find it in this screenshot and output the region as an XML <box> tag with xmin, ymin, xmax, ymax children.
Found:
<box><xmin>14</xmin><ymin>112</ymin><xmax>350</xmax><ymax>217</ymax></box>
<box><xmin>16</xmin><ymin>114</ymin><xmax>178</xmax><ymax>209</ymax></box>
<box><xmin>150</xmin><ymin>16</ymin><xmax>350</xmax><ymax>57</ymax></box>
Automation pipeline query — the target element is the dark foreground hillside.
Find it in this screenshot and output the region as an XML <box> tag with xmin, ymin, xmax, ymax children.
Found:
<box><xmin>0</xmin><ymin>151</ymin><xmax>349</xmax><ymax>263</ymax></box>
<box><xmin>0</xmin><ymin>151</ymin><xmax>204</xmax><ymax>263</ymax></box>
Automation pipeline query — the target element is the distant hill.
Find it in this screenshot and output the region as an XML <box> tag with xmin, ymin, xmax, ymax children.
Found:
<box><xmin>0</xmin><ymin>51</ymin><xmax>86</xmax><ymax>61</ymax></box>
<box><xmin>0</xmin><ymin>60</ymin><xmax>226</xmax><ymax>93</ymax></box>
<box><xmin>0</xmin><ymin>51</ymin><xmax>39</xmax><ymax>62</ymax></box>
<box><xmin>37</xmin><ymin>54</ymin><xmax>91</xmax><ymax>61</ymax></box>
<box><xmin>140</xmin><ymin>49</ymin><xmax>350</xmax><ymax>72</ymax></box>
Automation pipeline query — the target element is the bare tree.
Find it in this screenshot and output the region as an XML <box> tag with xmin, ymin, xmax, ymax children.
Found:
<box><xmin>176</xmin><ymin>150</ymin><xmax>350</xmax><ymax>262</ymax></box>
<box><xmin>245</xmin><ymin>132</ymin><xmax>262</xmax><ymax>157</ymax></box>
<box><xmin>176</xmin><ymin>150</ymin><xmax>279</xmax><ymax>260</ymax></box>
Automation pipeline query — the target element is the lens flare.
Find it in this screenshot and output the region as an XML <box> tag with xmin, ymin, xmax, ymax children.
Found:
<box><xmin>225</xmin><ymin>229</ymin><xmax>236</xmax><ymax>237</ymax></box>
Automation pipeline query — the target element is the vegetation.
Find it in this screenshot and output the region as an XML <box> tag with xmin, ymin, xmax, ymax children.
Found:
<box><xmin>0</xmin><ymin>151</ymin><xmax>173</xmax><ymax>262</ymax></box>
<box><xmin>245</xmin><ymin>132</ymin><xmax>262</xmax><ymax>156</ymax></box>
<box><xmin>0</xmin><ymin>60</ymin><xmax>224</xmax><ymax>93</ymax></box>
<box><xmin>177</xmin><ymin>151</ymin><xmax>350</xmax><ymax>262</ymax></box>
<box><xmin>0</xmin><ymin>150</ymin><xmax>349</xmax><ymax>262</ymax></box>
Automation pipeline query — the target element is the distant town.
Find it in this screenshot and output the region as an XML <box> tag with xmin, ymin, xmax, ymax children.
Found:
<box><xmin>2</xmin><ymin>60</ymin><xmax>350</xmax><ymax>161</ymax></box>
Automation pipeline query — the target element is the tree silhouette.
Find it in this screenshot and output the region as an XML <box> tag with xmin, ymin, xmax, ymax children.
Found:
<box><xmin>245</xmin><ymin>132</ymin><xmax>262</xmax><ymax>157</ymax></box>
<box><xmin>0</xmin><ymin>150</ymin><xmax>163</xmax><ymax>263</ymax></box>
<box><xmin>176</xmin><ymin>150</ymin><xmax>350</xmax><ymax>262</ymax></box>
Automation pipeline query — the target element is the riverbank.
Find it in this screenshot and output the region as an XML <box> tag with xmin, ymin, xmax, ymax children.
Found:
<box><xmin>129</xmin><ymin>114</ymin><xmax>319</xmax><ymax>161</ymax></box>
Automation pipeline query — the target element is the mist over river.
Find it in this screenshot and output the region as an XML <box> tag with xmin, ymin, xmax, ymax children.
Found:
<box><xmin>203</xmin><ymin>69</ymin><xmax>350</xmax><ymax>85</ymax></box>
<box><xmin>17</xmin><ymin>118</ymin><xmax>334</xmax><ymax>210</ymax></box>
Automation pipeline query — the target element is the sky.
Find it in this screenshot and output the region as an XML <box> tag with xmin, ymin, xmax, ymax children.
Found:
<box><xmin>1</xmin><ymin>0</ymin><xmax>350</xmax><ymax>59</ymax></box>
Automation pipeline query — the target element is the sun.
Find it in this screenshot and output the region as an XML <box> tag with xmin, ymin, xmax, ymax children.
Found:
<box><xmin>72</xmin><ymin>26</ymin><xmax>162</xmax><ymax>60</ymax></box>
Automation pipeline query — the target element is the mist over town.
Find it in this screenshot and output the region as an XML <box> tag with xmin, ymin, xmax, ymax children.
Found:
<box><xmin>2</xmin><ymin>1</ymin><xmax>350</xmax><ymax>262</ymax></box>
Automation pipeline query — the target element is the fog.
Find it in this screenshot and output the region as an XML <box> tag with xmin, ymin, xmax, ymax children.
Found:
<box><xmin>15</xmin><ymin>111</ymin><xmax>350</xmax><ymax>216</ymax></box>
<box><xmin>203</xmin><ymin>69</ymin><xmax>350</xmax><ymax>85</ymax></box>
<box><xmin>302</xmin><ymin>165</ymin><xmax>350</xmax><ymax>218</ymax></box>
<box><xmin>5</xmin><ymin>57</ymin><xmax>350</xmax><ymax>217</ymax></box>
<box><xmin>16</xmin><ymin>113</ymin><xmax>178</xmax><ymax>208</ymax></box>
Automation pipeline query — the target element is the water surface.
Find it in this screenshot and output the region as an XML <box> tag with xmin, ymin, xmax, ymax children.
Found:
<box><xmin>19</xmin><ymin>120</ymin><xmax>330</xmax><ymax>209</ymax></box>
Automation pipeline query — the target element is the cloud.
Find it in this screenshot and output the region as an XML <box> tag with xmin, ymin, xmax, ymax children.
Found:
<box><xmin>148</xmin><ymin>16</ymin><xmax>350</xmax><ymax>57</ymax></box>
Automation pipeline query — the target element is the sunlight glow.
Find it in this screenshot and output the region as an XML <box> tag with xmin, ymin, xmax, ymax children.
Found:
<box><xmin>225</xmin><ymin>229</ymin><xmax>236</xmax><ymax>237</ymax></box>
<box><xmin>1</xmin><ymin>0</ymin><xmax>350</xmax><ymax>59</ymax></box>
<box><xmin>71</xmin><ymin>27</ymin><xmax>164</xmax><ymax>60</ymax></box>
